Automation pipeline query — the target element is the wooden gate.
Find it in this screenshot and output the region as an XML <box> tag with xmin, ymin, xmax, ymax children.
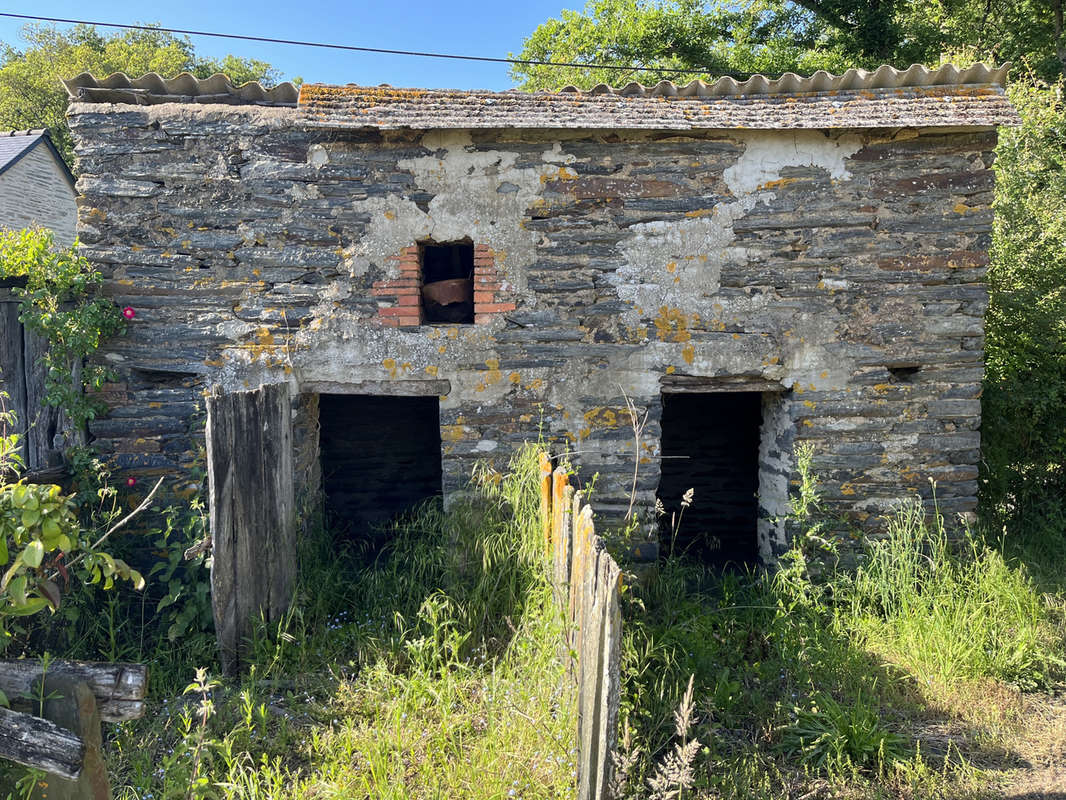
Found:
<box><xmin>206</xmin><ymin>382</ymin><xmax>296</xmax><ymax>674</ymax></box>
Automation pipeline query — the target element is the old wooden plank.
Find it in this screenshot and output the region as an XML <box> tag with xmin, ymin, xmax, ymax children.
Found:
<box><xmin>0</xmin><ymin>298</ymin><xmax>27</xmax><ymax>467</ymax></box>
<box><xmin>0</xmin><ymin>706</ymin><xmax>84</xmax><ymax>780</ymax></box>
<box><xmin>21</xmin><ymin>328</ymin><xmax>64</xmax><ymax>469</ymax></box>
<box><xmin>593</xmin><ymin>551</ymin><xmax>622</xmax><ymax>800</ymax></box>
<box><xmin>0</xmin><ymin>659</ymin><xmax>147</xmax><ymax>723</ymax></box>
<box><xmin>207</xmin><ymin>382</ymin><xmax>296</xmax><ymax>674</ymax></box>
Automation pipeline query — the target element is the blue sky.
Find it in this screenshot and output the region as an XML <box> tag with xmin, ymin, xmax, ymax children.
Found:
<box><xmin>0</xmin><ymin>0</ymin><xmax>582</xmax><ymax>90</ymax></box>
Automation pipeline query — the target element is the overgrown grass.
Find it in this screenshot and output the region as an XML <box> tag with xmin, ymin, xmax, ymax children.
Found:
<box><xmin>613</xmin><ymin>490</ymin><xmax>1066</xmax><ymax>799</ymax></box>
<box><xmin>84</xmin><ymin>446</ymin><xmax>575</xmax><ymax>799</ymax></box>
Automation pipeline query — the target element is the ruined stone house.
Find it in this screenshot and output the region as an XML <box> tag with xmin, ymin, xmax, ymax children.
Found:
<box><xmin>64</xmin><ymin>66</ymin><xmax>1018</xmax><ymax>574</ymax></box>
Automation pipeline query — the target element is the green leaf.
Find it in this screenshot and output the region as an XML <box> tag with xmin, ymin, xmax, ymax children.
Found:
<box><xmin>9</xmin><ymin>574</ymin><xmax>26</xmax><ymax>606</ymax></box>
<box><xmin>0</xmin><ymin>536</ymin><xmax>7</xmax><ymax>566</ymax></box>
<box><xmin>4</xmin><ymin>597</ymin><xmax>48</xmax><ymax>616</ymax></box>
<box><xmin>21</xmin><ymin>508</ymin><xmax>40</xmax><ymax>528</ymax></box>
<box><xmin>21</xmin><ymin>540</ymin><xmax>44</xmax><ymax>568</ymax></box>
<box><xmin>41</xmin><ymin>518</ymin><xmax>60</xmax><ymax>540</ymax></box>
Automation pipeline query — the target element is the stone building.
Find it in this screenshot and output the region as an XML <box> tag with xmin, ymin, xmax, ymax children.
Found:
<box><xmin>0</xmin><ymin>129</ymin><xmax>77</xmax><ymax>245</ymax></box>
<box><xmin>64</xmin><ymin>66</ymin><xmax>1017</xmax><ymax>568</ymax></box>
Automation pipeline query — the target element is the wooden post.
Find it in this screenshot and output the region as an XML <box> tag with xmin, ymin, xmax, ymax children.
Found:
<box><xmin>30</xmin><ymin>675</ymin><xmax>110</xmax><ymax>800</ymax></box>
<box><xmin>539</xmin><ymin>450</ymin><xmax>552</xmax><ymax>554</ymax></box>
<box><xmin>207</xmin><ymin>382</ymin><xmax>297</xmax><ymax>674</ymax></box>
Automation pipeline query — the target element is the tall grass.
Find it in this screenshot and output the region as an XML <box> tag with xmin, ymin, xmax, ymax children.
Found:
<box><xmin>849</xmin><ymin>501</ymin><xmax>1065</xmax><ymax>690</ymax></box>
<box><xmin>98</xmin><ymin>445</ymin><xmax>575</xmax><ymax>800</ymax></box>
<box><xmin>614</xmin><ymin>478</ymin><xmax>1065</xmax><ymax>798</ymax></box>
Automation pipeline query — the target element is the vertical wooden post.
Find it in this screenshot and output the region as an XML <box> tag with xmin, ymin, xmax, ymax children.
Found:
<box><xmin>207</xmin><ymin>382</ymin><xmax>296</xmax><ymax>675</ymax></box>
<box><xmin>539</xmin><ymin>450</ymin><xmax>552</xmax><ymax>555</ymax></box>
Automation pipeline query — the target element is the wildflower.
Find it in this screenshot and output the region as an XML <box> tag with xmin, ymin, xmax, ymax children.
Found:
<box><xmin>122</xmin><ymin>306</ymin><xmax>136</xmax><ymax>320</ymax></box>
<box><xmin>126</xmin><ymin>476</ymin><xmax>137</xmax><ymax>487</ymax></box>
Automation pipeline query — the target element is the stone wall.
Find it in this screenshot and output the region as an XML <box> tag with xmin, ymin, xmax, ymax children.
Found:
<box><xmin>0</xmin><ymin>143</ymin><xmax>77</xmax><ymax>246</ymax></box>
<box><xmin>68</xmin><ymin>101</ymin><xmax>996</xmax><ymax>560</ymax></box>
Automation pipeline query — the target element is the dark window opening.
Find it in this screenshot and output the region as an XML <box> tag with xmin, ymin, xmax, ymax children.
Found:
<box><xmin>888</xmin><ymin>365</ymin><xmax>920</xmax><ymax>383</ymax></box>
<box><xmin>421</xmin><ymin>242</ymin><xmax>474</xmax><ymax>324</ymax></box>
<box><xmin>318</xmin><ymin>394</ymin><xmax>442</xmax><ymax>554</ymax></box>
<box><xmin>657</xmin><ymin>392</ymin><xmax>762</xmax><ymax>568</ymax></box>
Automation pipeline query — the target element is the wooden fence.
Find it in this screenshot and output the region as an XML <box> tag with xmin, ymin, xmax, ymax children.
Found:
<box><xmin>539</xmin><ymin>452</ymin><xmax>623</xmax><ymax>800</ymax></box>
<box><xmin>0</xmin><ymin>279</ymin><xmax>65</xmax><ymax>471</ymax></box>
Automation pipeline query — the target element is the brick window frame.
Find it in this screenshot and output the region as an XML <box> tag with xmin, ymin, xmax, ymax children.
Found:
<box><xmin>374</xmin><ymin>242</ymin><xmax>515</xmax><ymax>327</ymax></box>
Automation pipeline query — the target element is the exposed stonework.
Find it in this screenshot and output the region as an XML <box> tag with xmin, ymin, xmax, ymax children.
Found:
<box><xmin>67</xmin><ymin>98</ymin><xmax>999</xmax><ymax>561</ymax></box>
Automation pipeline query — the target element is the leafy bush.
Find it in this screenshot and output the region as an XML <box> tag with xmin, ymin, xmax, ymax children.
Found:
<box><xmin>0</xmin><ymin>227</ymin><xmax>125</xmax><ymax>429</ymax></box>
<box><xmin>0</xmin><ymin>394</ymin><xmax>143</xmax><ymax>656</ymax></box>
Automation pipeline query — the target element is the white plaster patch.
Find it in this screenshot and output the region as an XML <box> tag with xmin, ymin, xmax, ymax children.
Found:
<box><xmin>722</xmin><ymin>131</ymin><xmax>862</xmax><ymax>196</ymax></box>
<box><xmin>611</xmin><ymin>131</ymin><xmax>863</xmax><ymax>326</ymax></box>
<box><xmin>347</xmin><ymin>131</ymin><xmax>565</xmax><ymax>298</ymax></box>
<box><xmin>307</xmin><ymin>144</ymin><xmax>329</xmax><ymax>167</ymax></box>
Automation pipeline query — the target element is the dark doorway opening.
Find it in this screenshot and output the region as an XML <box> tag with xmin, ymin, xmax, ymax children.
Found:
<box><xmin>657</xmin><ymin>392</ymin><xmax>761</xmax><ymax>567</ymax></box>
<box><xmin>421</xmin><ymin>241</ymin><xmax>474</xmax><ymax>324</ymax></box>
<box><xmin>318</xmin><ymin>394</ymin><xmax>443</xmax><ymax>553</ymax></box>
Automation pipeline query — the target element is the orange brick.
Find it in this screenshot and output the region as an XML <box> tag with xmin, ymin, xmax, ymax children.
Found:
<box><xmin>379</xmin><ymin>317</ymin><xmax>400</xmax><ymax>327</ymax></box>
<box><xmin>475</xmin><ymin>302</ymin><xmax>516</xmax><ymax>314</ymax></box>
<box><xmin>396</xmin><ymin>316</ymin><xmax>421</xmax><ymax>327</ymax></box>
<box><xmin>473</xmin><ymin>290</ymin><xmax>496</xmax><ymax>304</ymax></box>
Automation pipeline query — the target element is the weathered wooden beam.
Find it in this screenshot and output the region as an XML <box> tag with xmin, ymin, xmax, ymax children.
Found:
<box><xmin>208</xmin><ymin>382</ymin><xmax>296</xmax><ymax>675</ymax></box>
<box><xmin>0</xmin><ymin>705</ymin><xmax>84</xmax><ymax>780</ymax></box>
<box><xmin>0</xmin><ymin>659</ymin><xmax>147</xmax><ymax>723</ymax></box>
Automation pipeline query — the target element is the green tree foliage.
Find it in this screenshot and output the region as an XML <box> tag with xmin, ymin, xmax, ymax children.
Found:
<box><xmin>512</xmin><ymin>0</ymin><xmax>1066</xmax><ymax>91</ymax></box>
<box><xmin>982</xmin><ymin>82</ymin><xmax>1066</xmax><ymax>537</ymax></box>
<box><xmin>0</xmin><ymin>23</ymin><xmax>281</xmax><ymax>164</ymax></box>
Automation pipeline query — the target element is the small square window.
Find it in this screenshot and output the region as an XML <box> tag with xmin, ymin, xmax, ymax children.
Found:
<box><xmin>421</xmin><ymin>242</ymin><xmax>474</xmax><ymax>324</ymax></box>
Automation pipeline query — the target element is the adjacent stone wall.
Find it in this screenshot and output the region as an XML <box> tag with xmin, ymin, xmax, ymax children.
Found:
<box><xmin>0</xmin><ymin>143</ymin><xmax>76</xmax><ymax>245</ymax></box>
<box><xmin>68</xmin><ymin>100</ymin><xmax>995</xmax><ymax>557</ymax></box>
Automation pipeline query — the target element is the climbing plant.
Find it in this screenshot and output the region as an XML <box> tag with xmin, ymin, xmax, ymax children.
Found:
<box><xmin>0</xmin><ymin>227</ymin><xmax>126</xmax><ymax>429</ymax></box>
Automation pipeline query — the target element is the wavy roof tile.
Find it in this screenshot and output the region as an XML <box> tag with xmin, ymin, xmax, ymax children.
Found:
<box><xmin>64</xmin><ymin>64</ymin><xmax>1018</xmax><ymax>130</ymax></box>
<box><xmin>63</xmin><ymin>72</ymin><xmax>299</xmax><ymax>105</ymax></box>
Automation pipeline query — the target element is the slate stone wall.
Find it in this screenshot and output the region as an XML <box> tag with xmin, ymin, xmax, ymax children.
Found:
<box><xmin>68</xmin><ymin>101</ymin><xmax>995</xmax><ymax>560</ymax></box>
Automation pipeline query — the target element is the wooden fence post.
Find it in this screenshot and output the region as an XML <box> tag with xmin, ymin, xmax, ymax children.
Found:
<box><xmin>540</xmin><ymin>449</ymin><xmax>623</xmax><ymax>800</ymax></box>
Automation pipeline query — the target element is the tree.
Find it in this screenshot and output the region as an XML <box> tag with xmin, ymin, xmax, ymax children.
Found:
<box><xmin>0</xmin><ymin>23</ymin><xmax>281</xmax><ymax>165</ymax></box>
<box><xmin>981</xmin><ymin>82</ymin><xmax>1066</xmax><ymax>539</ymax></box>
<box><xmin>511</xmin><ymin>0</ymin><xmax>1066</xmax><ymax>91</ymax></box>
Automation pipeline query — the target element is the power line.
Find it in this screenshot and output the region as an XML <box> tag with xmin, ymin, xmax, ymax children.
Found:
<box><xmin>0</xmin><ymin>11</ymin><xmax>753</xmax><ymax>78</ymax></box>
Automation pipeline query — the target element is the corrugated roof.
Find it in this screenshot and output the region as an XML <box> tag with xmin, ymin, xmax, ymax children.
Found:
<box><xmin>63</xmin><ymin>72</ymin><xmax>300</xmax><ymax>106</ymax></box>
<box><xmin>64</xmin><ymin>64</ymin><xmax>1018</xmax><ymax>130</ymax></box>
<box><xmin>0</xmin><ymin>130</ymin><xmax>75</xmax><ymax>187</ymax></box>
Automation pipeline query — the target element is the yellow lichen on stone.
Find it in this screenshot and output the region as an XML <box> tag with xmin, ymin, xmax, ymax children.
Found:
<box><xmin>653</xmin><ymin>306</ymin><xmax>693</xmax><ymax>343</ymax></box>
<box><xmin>682</xmin><ymin>344</ymin><xmax>695</xmax><ymax>365</ymax></box>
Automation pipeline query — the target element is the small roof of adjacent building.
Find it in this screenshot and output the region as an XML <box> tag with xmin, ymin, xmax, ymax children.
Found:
<box><xmin>0</xmin><ymin>130</ymin><xmax>75</xmax><ymax>187</ymax></box>
<box><xmin>64</xmin><ymin>63</ymin><xmax>1019</xmax><ymax>130</ymax></box>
